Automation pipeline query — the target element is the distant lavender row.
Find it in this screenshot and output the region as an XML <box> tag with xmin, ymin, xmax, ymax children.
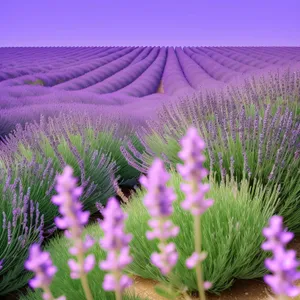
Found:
<box><xmin>0</xmin><ymin>46</ymin><xmax>299</xmax><ymax>139</ymax></box>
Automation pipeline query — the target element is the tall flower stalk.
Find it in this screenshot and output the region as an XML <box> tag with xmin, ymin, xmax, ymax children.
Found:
<box><xmin>99</xmin><ymin>197</ymin><xmax>133</xmax><ymax>300</ymax></box>
<box><xmin>262</xmin><ymin>216</ymin><xmax>300</xmax><ymax>300</ymax></box>
<box><xmin>140</xmin><ymin>158</ymin><xmax>180</xmax><ymax>275</ymax></box>
<box><xmin>51</xmin><ymin>166</ymin><xmax>95</xmax><ymax>300</ymax></box>
<box><xmin>177</xmin><ymin>127</ymin><xmax>214</xmax><ymax>299</ymax></box>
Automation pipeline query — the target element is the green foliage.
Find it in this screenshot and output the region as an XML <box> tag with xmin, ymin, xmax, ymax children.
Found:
<box><xmin>0</xmin><ymin>169</ymin><xmax>43</xmax><ymax>295</ymax></box>
<box><xmin>0</xmin><ymin>113</ymin><xmax>140</xmax><ymax>296</ymax></box>
<box><xmin>126</xmin><ymin>101</ymin><xmax>300</xmax><ymax>232</ymax></box>
<box><xmin>23</xmin><ymin>171</ymin><xmax>279</xmax><ymax>297</ymax></box>
<box><xmin>125</xmin><ymin>170</ymin><xmax>279</xmax><ymax>294</ymax></box>
<box><xmin>9</xmin><ymin>113</ymin><xmax>142</xmax><ymax>184</ymax></box>
<box><xmin>2</xmin><ymin>144</ymin><xmax>116</xmax><ymax>229</ymax></box>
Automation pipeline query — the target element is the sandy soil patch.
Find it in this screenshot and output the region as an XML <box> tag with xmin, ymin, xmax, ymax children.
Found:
<box><xmin>128</xmin><ymin>276</ymin><xmax>270</xmax><ymax>300</ymax></box>
<box><xmin>157</xmin><ymin>81</ymin><xmax>164</xmax><ymax>93</ymax></box>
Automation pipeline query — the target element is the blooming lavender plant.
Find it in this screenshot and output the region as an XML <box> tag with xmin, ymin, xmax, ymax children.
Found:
<box><xmin>177</xmin><ymin>127</ymin><xmax>214</xmax><ymax>299</ymax></box>
<box><xmin>0</xmin><ymin>172</ymin><xmax>44</xmax><ymax>296</ymax></box>
<box><xmin>51</xmin><ymin>166</ymin><xmax>95</xmax><ymax>300</ymax></box>
<box><xmin>99</xmin><ymin>197</ymin><xmax>133</xmax><ymax>300</ymax></box>
<box><xmin>123</xmin><ymin>84</ymin><xmax>300</xmax><ymax>233</ymax></box>
<box><xmin>25</xmin><ymin>244</ymin><xmax>65</xmax><ymax>300</ymax></box>
<box><xmin>262</xmin><ymin>216</ymin><xmax>300</xmax><ymax>299</ymax></box>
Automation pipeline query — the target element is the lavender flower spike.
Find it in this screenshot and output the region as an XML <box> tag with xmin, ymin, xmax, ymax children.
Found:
<box><xmin>177</xmin><ymin>127</ymin><xmax>214</xmax><ymax>216</ymax></box>
<box><xmin>262</xmin><ymin>216</ymin><xmax>300</xmax><ymax>299</ymax></box>
<box><xmin>99</xmin><ymin>197</ymin><xmax>133</xmax><ymax>300</ymax></box>
<box><xmin>177</xmin><ymin>127</ymin><xmax>214</xmax><ymax>299</ymax></box>
<box><xmin>25</xmin><ymin>244</ymin><xmax>65</xmax><ymax>300</ymax></box>
<box><xmin>52</xmin><ymin>166</ymin><xmax>95</xmax><ymax>300</ymax></box>
<box><xmin>140</xmin><ymin>158</ymin><xmax>179</xmax><ymax>275</ymax></box>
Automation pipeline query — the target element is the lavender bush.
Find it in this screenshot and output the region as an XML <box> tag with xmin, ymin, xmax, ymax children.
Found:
<box><xmin>20</xmin><ymin>232</ymin><xmax>145</xmax><ymax>300</ymax></box>
<box><xmin>122</xmin><ymin>83</ymin><xmax>300</xmax><ymax>231</ymax></box>
<box><xmin>227</xmin><ymin>69</ymin><xmax>300</xmax><ymax>116</ymax></box>
<box><xmin>20</xmin><ymin>166</ymin><xmax>278</xmax><ymax>298</ymax></box>
<box><xmin>19</xmin><ymin>125</ymin><xmax>281</xmax><ymax>300</ymax></box>
<box><xmin>125</xmin><ymin>168</ymin><xmax>279</xmax><ymax>294</ymax></box>
<box><xmin>0</xmin><ymin>146</ymin><xmax>116</xmax><ymax>230</ymax></box>
<box><xmin>1</xmin><ymin>113</ymin><xmax>142</xmax><ymax>183</ymax></box>
<box><xmin>19</xmin><ymin>169</ymin><xmax>143</xmax><ymax>300</ymax></box>
<box><xmin>0</xmin><ymin>127</ymin><xmax>116</xmax><ymax>297</ymax></box>
<box><xmin>0</xmin><ymin>169</ymin><xmax>44</xmax><ymax>295</ymax></box>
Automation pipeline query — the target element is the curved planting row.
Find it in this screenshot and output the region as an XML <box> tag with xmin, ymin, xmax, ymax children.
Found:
<box><xmin>85</xmin><ymin>47</ymin><xmax>160</xmax><ymax>94</ymax></box>
<box><xmin>184</xmin><ymin>47</ymin><xmax>239</xmax><ymax>82</ymax></box>
<box><xmin>0</xmin><ymin>47</ymin><xmax>299</xmax><ymax>139</ymax></box>
<box><xmin>0</xmin><ymin>47</ymin><xmax>126</xmax><ymax>86</ymax></box>
<box><xmin>53</xmin><ymin>47</ymin><xmax>142</xmax><ymax>91</ymax></box>
<box><xmin>116</xmin><ymin>47</ymin><xmax>167</xmax><ymax>97</ymax></box>
<box><xmin>161</xmin><ymin>47</ymin><xmax>195</xmax><ymax>95</ymax></box>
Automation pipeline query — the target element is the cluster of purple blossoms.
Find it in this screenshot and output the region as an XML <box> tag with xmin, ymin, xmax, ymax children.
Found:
<box><xmin>177</xmin><ymin>127</ymin><xmax>214</xmax><ymax>217</ymax></box>
<box><xmin>25</xmin><ymin>244</ymin><xmax>65</xmax><ymax>300</ymax></box>
<box><xmin>139</xmin><ymin>158</ymin><xmax>179</xmax><ymax>276</ymax></box>
<box><xmin>99</xmin><ymin>197</ymin><xmax>133</xmax><ymax>293</ymax></box>
<box><xmin>262</xmin><ymin>216</ymin><xmax>300</xmax><ymax>298</ymax></box>
<box><xmin>51</xmin><ymin>166</ymin><xmax>95</xmax><ymax>279</ymax></box>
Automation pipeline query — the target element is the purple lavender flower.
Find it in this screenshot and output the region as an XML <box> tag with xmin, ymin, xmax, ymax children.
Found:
<box><xmin>25</xmin><ymin>244</ymin><xmax>65</xmax><ymax>300</ymax></box>
<box><xmin>186</xmin><ymin>252</ymin><xmax>207</xmax><ymax>269</ymax></box>
<box><xmin>262</xmin><ymin>216</ymin><xmax>300</xmax><ymax>298</ymax></box>
<box><xmin>151</xmin><ymin>243</ymin><xmax>178</xmax><ymax>276</ymax></box>
<box><xmin>51</xmin><ymin>166</ymin><xmax>95</xmax><ymax>300</ymax></box>
<box><xmin>0</xmin><ymin>259</ymin><xmax>3</xmax><ymax>270</ymax></box>
<box><xmin>176</xmin><ymin>127</ymin><xmax>214</xmax><ymax>297</ymax></box>
<box><xmin>177</xmin><ymin>127</ymin><xmax>214</xmax><ymax>216</ymax></box>
<box><xmin>139</xmin><ymin>158</ymin><xmax>180</xmax><ymax>276</ymax></box>
<box><xmin>99</xmin><ymin>197</ymin><xmax>133</xmax><ymax>296</ymax></box>
<box><xmin>262</xmin><ymin>216</ymin><xmax>294</xmax><ymax>251</ymax></box>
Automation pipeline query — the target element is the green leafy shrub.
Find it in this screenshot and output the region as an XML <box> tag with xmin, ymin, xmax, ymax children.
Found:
<box><xmin>2</xmin><ymin>113</ymin><xmax>142</xmax><ymax>185</ymax></box>
<box><xmin>125</xmin><ymin>170</ymin><xmax>279</xmax><ymax>293</ymax></box>
<box><xmin>0</xmin><ymin>168</ymin><xmax>44</xmax><ymax>295</ymax></box>
<box><xmin>21</xmin><ymin>170</ymin><xmax>279</xmax><ymax>297</ymax></box>
<box><xmin>122</xmin><ymin>97</ymin><xmax>300</xmax><ymax>232</ymax></box>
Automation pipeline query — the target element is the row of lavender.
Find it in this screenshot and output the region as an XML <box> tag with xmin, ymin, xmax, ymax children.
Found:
<box><xmin>1</xmin><ymin>47</ymin><xmax>300</xmax><ymax>142</ymax></box>
<box><xmin>1</xmin><ymin>47</ymin><xmax>300</xmax><ymax>93</ymax></box>
<box><xmin>0</xmin><ymin>68</ymin><xmax>299</xmax><ymax>298</ymax></box>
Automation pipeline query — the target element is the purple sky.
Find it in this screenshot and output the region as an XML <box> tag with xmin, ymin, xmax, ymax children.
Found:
<box><xmin>1</xmin><ymin>0</ymin><xmax>299</xmax><ymax>47</ymax></box>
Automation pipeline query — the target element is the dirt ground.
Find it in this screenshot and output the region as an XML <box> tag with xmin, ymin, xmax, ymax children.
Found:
<box><xmin>128</xmin><ymin>276</ymin><xmax>271</xmax><ymax>300</ymax></box>
<box><xmin>157</xmin><ymin>81</ymin><xmax>164</xmax><ymax>93</ymax></box>
<box><xmin>128</xmin><ymin>237</ymin><xmax>300</xmax><ymax>300</ymax></box>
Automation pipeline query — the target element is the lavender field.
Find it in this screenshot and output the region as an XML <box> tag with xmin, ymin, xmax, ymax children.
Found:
<box><xmin>1</xmin><ymin>46</ymin><xmax>300</xmax><ymax>137</ymax></box>
<box><xmin>0</xmin><ymin>46</ymin><xmax>300</xmax><ymax>300</ymax></box>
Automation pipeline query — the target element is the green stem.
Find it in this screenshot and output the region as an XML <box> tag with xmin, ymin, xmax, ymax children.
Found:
<box><xmin>114</xmin><ymin>271</ymin><xmax>122</xmax><ymax>300</ymax></box>
<box><xmin>194</xmin><ymin>215</ymin><xmax>206</xmax><ymax>300</ymax></box>
<box><xmin>77</xmin><ymin>248</ymin><xmax>94</xmax><ymax>300</ymax></box>
<box><xmin>42</xmin><ymin>286</ymin><xmax>55</xmax><ymax>300</ymax></box>
<box><xmin>115</xmin><ymin>287</ymin><xmax>122</xmax><ymax>300</ymax></box>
